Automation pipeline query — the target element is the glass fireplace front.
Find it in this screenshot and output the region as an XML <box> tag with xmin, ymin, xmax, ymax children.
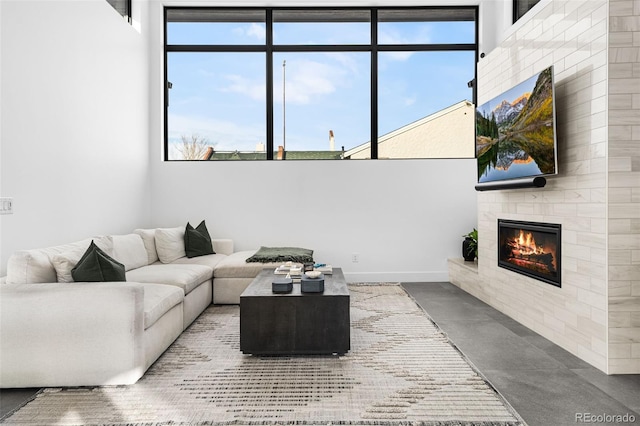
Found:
<box><xmin>498</xmin><ymin>219</ymin><xmax>561</xmax><ymax>287</ymax></box>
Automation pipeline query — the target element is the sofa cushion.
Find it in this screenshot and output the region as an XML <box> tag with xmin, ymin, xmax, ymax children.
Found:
<box><xmin>112</xmin><ymin>234</ymin><xmax>148</xmax><ymax>272</ymax></box>
<box><xmin>6</xmin><ymin>250</ymin><xmax>57</xmax><ymax>284</ymax></box>
<box><xmin>214</xmin><ymin>250</ymin><xmax>282</xmax><ymax>279</ymax></box>
<box><xmin>48</xmin><ymin>237</ymin><xmax>115</xmax><ymax>283</ymax></box>
<box><xmin>170</xmin><ymin>253</ymin><xmax>227</xmax><ymax>269</ymax></box>
<box><xmin>72</xmin><ymin>241</ymin><xmax>126</xmax><ymax>282</ymax></box>
<box><xmin>133</xmin><ymin>229</ymin><xmax>159</xmax><ymax>264</ymax></box>
<box><xmin>126</xmin><ymin>264</ymin><xmax>212</xmax><ymax>295</ymax></box>
<box><xmin>141</xmin><ymin>284</ymin><xmax>184</xmax><ymax>330</ymax></box>
<box><xmin>212</xmin><ymin>239</ymin><xmax>234</xmax><ymax>256</ymax></box>
<box><xmin>155</xmin><ymin>227</ymin><xmax>186</xmax><ymax>264</ymax></box>
<box><xmin>185</xmin><ymin>221</ymin><xmax>215</xmax><ymax>258</ymax></box>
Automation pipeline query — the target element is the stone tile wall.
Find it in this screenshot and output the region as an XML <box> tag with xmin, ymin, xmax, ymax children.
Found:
<box><xmin>607</xmin><ymin>0</ymin><xmax>640</xmax><ymax>374</ymax></box>
<box><xmin>468</xmin><ymin>0</ymin><xmax>614</xmax><ymax>372</ymax></box>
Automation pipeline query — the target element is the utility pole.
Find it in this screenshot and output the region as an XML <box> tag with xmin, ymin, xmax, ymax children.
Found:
<box><xmin>282</xmin><ymin>60</ymin><xmax>286</xmax><ymax>155</ymax></box>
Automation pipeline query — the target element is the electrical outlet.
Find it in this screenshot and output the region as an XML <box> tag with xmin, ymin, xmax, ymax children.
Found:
<box><xmin>0</xmin><ymin>197</ymin><xmax>13</xmax><ymax>215</ymax></box>
<box><xmin>351</xmin><ymin>253</ymin><xmax>359</xmax><ymax>263</ymax></box>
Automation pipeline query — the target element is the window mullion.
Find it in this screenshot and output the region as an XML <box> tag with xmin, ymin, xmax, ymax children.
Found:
<box><xmin>266</xmin><ymin>9</ymin><xmax>274</xmax><ymax>160</ymax></box>
<box><xmin>163</xmin><ymin>7</ymin><xmax>169</xmax><ymax>161</ymax></box>
<box><xmin>166</xmin><ymin>45</ymin><xmax>266</xmax><ymax>52</ymax></box>
<box><xmin>371</xmin><ymin>8</ymin><xmax>378</xmax><ymax>160</ymax></box>
<box><xmin>272</xmin><ymin>45</ymin><xmax>370</xmax><ymax>52</ymax></box>
<box><xmin>377</xmin><ymin>44</ymin><xmax>476</xmax><ymax>52</ymax></box>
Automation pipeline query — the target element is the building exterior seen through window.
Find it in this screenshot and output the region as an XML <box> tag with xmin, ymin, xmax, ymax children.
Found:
<box><xmin>165</xmin><ymin>8</ymin><xmax>477</xmax><ymax>160</ymax></box>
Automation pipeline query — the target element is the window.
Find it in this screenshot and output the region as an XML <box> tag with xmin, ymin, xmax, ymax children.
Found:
<box><xmin>106</xmin><ymin>0</ymin><xmax>131</xmax><ymax>23</ymax></box>
<box><xmin>165</xmin><ymin>7</ymin><xmax>477</xmax><ymax>160</ymax></box>
<box><xmin>513</xmin><ymin>0</ymin><xmax>541</xmax><ymax>23</ymax></box>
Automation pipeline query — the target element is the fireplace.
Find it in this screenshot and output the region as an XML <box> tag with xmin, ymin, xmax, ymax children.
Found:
<box><xmin>498</xmin><ymin>219</ymin><xmax>561</xmax><ymax>287</ymax></box>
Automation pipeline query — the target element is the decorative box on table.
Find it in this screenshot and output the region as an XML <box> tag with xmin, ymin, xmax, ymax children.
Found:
<box><xmin>301</xmin><ymin>273</ymin><xmax>324</xmax><ymax>293</ymax></box>
<box><xmin>272</xmin><ymin>277</ymin><xmax>293</xmax><ymax>293</ymax></box>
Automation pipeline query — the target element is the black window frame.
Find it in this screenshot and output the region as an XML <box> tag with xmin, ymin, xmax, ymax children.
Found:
<box><xmin>107</xmin><ymin>0</ymin><xmax>132</xmax><ymax>23</ymax></box>
<box><xmin>164</xmin><ymin>6</ymin><xmax>478</xmax><ymax>161</ymax></box>
<box><xmin>513</xmin><ymin>0</ymin><xmax>541</xmax><ymax>23</ymax></box>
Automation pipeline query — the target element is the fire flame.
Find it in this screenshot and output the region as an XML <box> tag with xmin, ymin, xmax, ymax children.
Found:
<box><xmin>514</xmin><ymin>230</ymin><xmax>545</xmax><ymax>255</ymax></box>
<box><xmin>502</xmin><ymin>227</ymin><xmax>558</xmax><ymax>275</ymax></box>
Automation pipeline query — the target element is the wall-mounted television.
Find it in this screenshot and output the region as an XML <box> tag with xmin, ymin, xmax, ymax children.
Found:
<box><xmin>476</xmin><ymin>66</ymin><xmax>557</xmax><ymax>185</ymax></box>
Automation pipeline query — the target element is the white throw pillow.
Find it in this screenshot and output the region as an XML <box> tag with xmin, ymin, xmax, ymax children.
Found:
<box><xmin>133</xmin><ymin>228</ymin><xmax>159</xmax><ymax>264</ymax></box>
<box><xmin>154</xmin><ymin>226</ymin><xmax>186</xmax><ymax>264</ymax></box>
<box><xmin>50</xmin><ymin>236</ymin><xmax>114</xmax><ymax>283</ymax></box>
<box><xmin>111</xmin><ymin>234</ymin><xmax>148</xmax><ymax>271</ymax></box>
<box><xmin>6</xmin><ymin>250</ymin><xmax>57</xmax><ymax>284</ymax></box>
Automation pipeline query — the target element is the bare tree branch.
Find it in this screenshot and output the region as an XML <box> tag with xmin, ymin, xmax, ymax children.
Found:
<box><xmin>176</xmin><ymin>134</ymin><xmax>213</xmax><ymax>160</ymax></box>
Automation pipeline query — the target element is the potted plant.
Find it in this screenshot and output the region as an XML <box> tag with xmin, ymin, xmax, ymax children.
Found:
<box><xmin>462</xmin><ymin>228</ymin><xmax>478</xmax><ymax>261</ymax></box>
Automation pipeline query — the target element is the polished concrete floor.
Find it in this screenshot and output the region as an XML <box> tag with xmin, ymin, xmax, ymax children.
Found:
<box><xmin>402</xmin><ymin>282</ymin><xmax>640</xmax><ymax>426</ymax></box>
<box><xmin>1</xmin><ymin>282</ymin><xmax>639</xmax><ymax>425</ymax></box>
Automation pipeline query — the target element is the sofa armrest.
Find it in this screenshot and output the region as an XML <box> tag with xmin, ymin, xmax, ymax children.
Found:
<box><xmin>0</xmin><ymin>282</ymin><xmax>146</xmax><ymax>387</ymax></box>
<box><xmin>212</xmin><ymin>239</ymin><xmax>234</xmax><ymax>256</ymax></box>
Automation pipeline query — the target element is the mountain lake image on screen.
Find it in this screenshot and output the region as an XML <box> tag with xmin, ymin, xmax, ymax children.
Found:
<box><xmin>475</xmin><ymin>66</ymin><xmax>558</xmax><ymax>183</ymax></box>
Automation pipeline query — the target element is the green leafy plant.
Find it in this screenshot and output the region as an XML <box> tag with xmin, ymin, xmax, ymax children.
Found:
<box><xmin>463</xmin><ymin>228</ymin><xmax>478</xmax><ymax>259</ymax></box>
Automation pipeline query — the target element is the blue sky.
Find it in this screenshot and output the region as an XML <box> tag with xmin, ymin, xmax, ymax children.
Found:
<box><xmin>167</xmin><ymin>19</ymin><xmax>475</xmax><ymax>154</ymax></box>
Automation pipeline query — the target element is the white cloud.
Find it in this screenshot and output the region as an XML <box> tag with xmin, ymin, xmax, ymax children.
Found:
<box><xmin>378</xmin><ymin>26</ymin><xmax>432</xmax><ymax>62</ymax></box>
<box><xmin>378</xmin><ymin>29</ymin><xmax>414</xmax><ymax>61</ymax></box>
<box><xmin>382</xmin><ymin>51</ymin><xmax>414</xmax><ymax>62</ymax></box>
<box><xmin>379</xmin><ymin>25</ymin><xmax>432</xmax><ymax>44</ymax></box>
<box><xmin>204</xmin><ymin>52</ymin><xmax>364</xmax><ymax>106</ymax></box>
<box><xmin>325</xmin><ymin>52</ymin><xmax>361</xmax><ymax>75</ymax></box>
<box><xmin>288</xmin><ymin>65</ymin><xmax>336</xmax><ymax>104</ymax></box>
<box><xmin>211</xmin><ymin>55</ymin><xmax>360</xmax><ymax>108</ymax></box>
<box><xmin>220</xmin><ymin>74</ymin><xmax>266</xmax><ymax>101</ymax></box>
<box><xmin>403</xmin><ymin>97</ymin><xmax>417</xmax><ymax>106</ymax></box>
<box><xmin>378</xmin><ymin>29</ymin><xmax>404</xmax><ymax>45</ymax></box>
<box><xmin>196</xmin><ymin>68</ymin><xmax>217</xmax><ymax>79</ymax></box>
<box><xmin>232</xmin><ymin>23</ymin><xmax>266</xmax><ymax>42</ymax></box>
<box><xmin>275</xmin><ymin>59</ymin><xmax>349</xmax><ymax>105</ymax></box>
<box><xmin>247</xmin><ymin>23</ymin><xmax>266</xmax><ymax>41</ymax></box>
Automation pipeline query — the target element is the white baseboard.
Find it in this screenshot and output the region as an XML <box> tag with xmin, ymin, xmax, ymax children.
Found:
<box><xmin>343</xmin><ymin>271</ymin><xmax>449</xmax><ymax>283</ymax></box>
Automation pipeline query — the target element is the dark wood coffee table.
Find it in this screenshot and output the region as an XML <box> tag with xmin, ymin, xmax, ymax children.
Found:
<box><xmin>240</xmin><ymin>268</ymin><xmax>350</xmax><ymax>355</ymax></box>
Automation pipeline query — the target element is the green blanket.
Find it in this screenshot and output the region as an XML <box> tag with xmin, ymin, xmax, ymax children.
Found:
<box><xmin>245</xmin><ymin>246</ymin><xmax>314</xmax><ymax>264</ymax></box>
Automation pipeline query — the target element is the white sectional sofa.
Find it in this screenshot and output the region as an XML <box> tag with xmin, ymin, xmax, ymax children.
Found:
<box><xmin>0</xmin><ymin>227</ymin><xmax>281</xmax><ymax>388</ymax></box>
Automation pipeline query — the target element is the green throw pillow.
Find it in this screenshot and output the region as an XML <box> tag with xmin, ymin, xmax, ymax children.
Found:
<box><xmin>246</xmin><ymin>246</ymin><xmax>314</xmax><ymax>264</ymax></box>
<box><xmin>185</xmin><ymin>220</ymin><xmax>215</xmax><ymax>258</ymax></box>
<box><xmin>71</xmin><ymin>241</ymin><xmax>126</xmax><ymax>282</ymax></box>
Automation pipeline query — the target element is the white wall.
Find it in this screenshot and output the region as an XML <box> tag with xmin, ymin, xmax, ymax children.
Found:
<box><xmin>0</xmin><ymin>0</ymin><xmax>152</xmax><ymax>275</ymax></box>
<box><xmin>149</xmin><ymin>159</ymin><xmax>478</xmax><ymax>282</ymax></box>
<box><xmin>477</xmin><ymin>0</ymin><xmax>506</xmax><ymax>57</ymax></box>
<box><xmin>148</xmin><ymin>1</ymin><xmax>478</xmax><ymax>282</ymax></box>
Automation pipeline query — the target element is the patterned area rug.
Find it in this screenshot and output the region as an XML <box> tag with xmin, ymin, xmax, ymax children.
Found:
<box><xmin>2</xmin><ymin>284</ymin><xmax>525</xmax><ymax>426</ymax></box>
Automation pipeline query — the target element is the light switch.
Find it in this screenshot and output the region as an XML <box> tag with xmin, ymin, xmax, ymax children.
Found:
<box><xmin>0</xmin><ymin>197</ymin><xmax>13</xmax><ymax>215</ymax></box>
